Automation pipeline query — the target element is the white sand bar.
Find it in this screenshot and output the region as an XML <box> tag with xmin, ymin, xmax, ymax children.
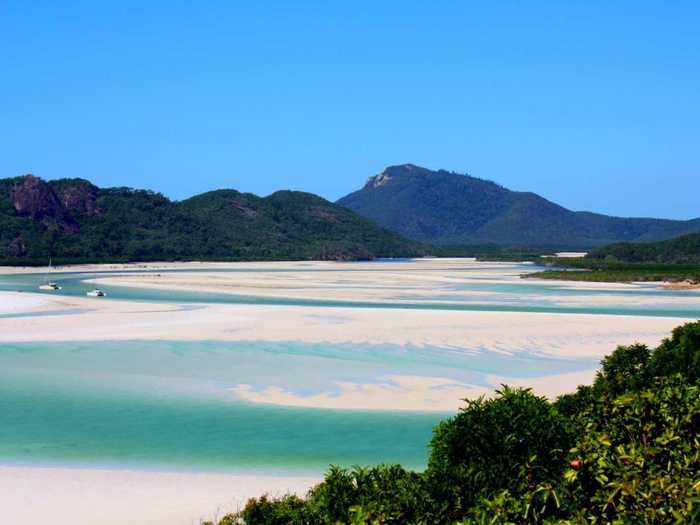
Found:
<box><xmin>0</xmin><ymin>289</ymin><xmax>687</xmax><ymax>408</ymax></box>
<box><xmin>0</xmin><ymin>258</ymin><xmax>693</xmax><ymax>410</ymax></box>
<box><xmin>0</xmin><ymin>290</ymin><xmax>684</xmax><ymax>359</ymax></box>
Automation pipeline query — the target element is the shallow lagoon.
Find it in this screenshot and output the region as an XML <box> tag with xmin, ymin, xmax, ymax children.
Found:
<box><xmin>0</xmin><ymin>339</ymin><xmax>598</xmax><ymax>472</ymax></box>
<box><xmin>0</xmin><ymin>260</ymin><xmax>697</xmax><ymax>475</ymax></box>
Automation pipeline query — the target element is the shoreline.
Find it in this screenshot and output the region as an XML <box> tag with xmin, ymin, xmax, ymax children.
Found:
<box><xmin>0</xmin><ymin>257</ymin><xmax>482</xmax><ymax>274</ymax></box>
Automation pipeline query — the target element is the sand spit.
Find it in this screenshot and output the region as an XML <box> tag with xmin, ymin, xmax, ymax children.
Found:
<box><xmin>230</xmin><ymin>369</ymin><xmax>598</xmax><ymax>411</ymax></box>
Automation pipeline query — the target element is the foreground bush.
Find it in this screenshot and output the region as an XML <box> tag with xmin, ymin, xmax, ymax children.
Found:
<box><xmin>213</xmin><ymin>322</ymin><xmax>700</xmax><ymax>524</ymax></box>
<box><xmin>427</xmin><ymin>387</ymin><xmax>571</xmax><ymax>521</ymax></box>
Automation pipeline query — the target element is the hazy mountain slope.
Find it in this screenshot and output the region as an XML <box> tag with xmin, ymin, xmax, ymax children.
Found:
<box><xmin>337</xmin><ymin>164</ymin><xmax>700</xmax><ymax>247</ymax></box>
<box><xmin>0</xmin><ymin>175</ymin><xmax>425</xmax><ymax>263</ymax></box>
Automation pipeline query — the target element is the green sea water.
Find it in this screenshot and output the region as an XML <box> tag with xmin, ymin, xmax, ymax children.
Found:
<box><xmin>0</xmin><ymin>339</ymin><xmax>598</xmax><ymax>473</ymax></box>
<box><xmin>0</xmin><ymin>372</ymin><xmax>440</xmax><ymax>473</ymax></box>
<box><xmin>0</xmin><ymin>263</ymin><xmax>697</xmax><ymax>474</ymax></box>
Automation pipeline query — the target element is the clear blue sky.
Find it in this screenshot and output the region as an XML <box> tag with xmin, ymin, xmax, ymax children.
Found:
<box><xmin>1</xmin><ymin>1</ymin><xmax>698</xmax><ymax>219</ymax></box>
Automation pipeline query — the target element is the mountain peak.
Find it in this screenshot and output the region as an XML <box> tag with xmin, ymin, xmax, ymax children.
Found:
<box><xmin>338</xmin><ymin>165</ymin><xmax>700</xmax><ymax>247</ymax></box>
<box><xmin>365</xmin><ymin>164</ymin><xmax>432</xmax><ymax>188</ymax></box>
<box><xmin>382</xmin><ymin>163</ymin><xmax>421</xmax><ymax>174</ymax></box>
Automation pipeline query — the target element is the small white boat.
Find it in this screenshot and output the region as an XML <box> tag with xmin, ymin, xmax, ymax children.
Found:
<box><xmin>86</xmin><ymin>288</ymin><xmax>106</xmax><ymax>297</ymax></box>
<box><xmin>38</xmin><ymin>258</ymin><xmax>62</xmax><ymax>291</ymax></box>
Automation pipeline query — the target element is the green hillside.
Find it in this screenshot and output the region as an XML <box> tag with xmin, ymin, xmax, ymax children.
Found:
<box><xmin>0</xmin><ymin>174</ymin><xmax>425</xmax><ymax>264</ymax></box>
<box><xmin>337</xmin><ymin>164</ymin><xmax>700</xmax><ymax>247</ymax></box>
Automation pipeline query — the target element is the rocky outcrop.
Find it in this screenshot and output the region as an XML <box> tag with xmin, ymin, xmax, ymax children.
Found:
<box><xmin>55</xmin><ymin>181</ymin><xmax>99</xmax><ymax>216</ymax></box>
<box><xmin>11</xmin><ymin>175</ymin><xmax>63</xmax><ymax>220</ymax></box>
<box><xmin>10</xmin><ymin>175</ymin><xmax>80</xmax><ymax>232</ymax></box>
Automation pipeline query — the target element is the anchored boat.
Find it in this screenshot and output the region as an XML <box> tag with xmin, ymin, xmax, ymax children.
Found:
<box><xmin>38</xmin><ymin>258</ymin><xmax>62</xmax><ymax>291</ymax></box>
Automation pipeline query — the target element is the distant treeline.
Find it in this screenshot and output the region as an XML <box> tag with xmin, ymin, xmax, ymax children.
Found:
<box><xmin>587</xmin><ymin>232</ymin><xmax>700</xmax><ymax>264</ymax></box>
<box><xmin>524</xmin><ymin>233</ymin><xmax>700</xmax><ymax>284</ymax></box>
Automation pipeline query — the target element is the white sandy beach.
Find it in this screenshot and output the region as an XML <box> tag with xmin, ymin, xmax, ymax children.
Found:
<box><xmin>1</xmin><ymin>465</ymin><xmax>318</xmax><ymax>525</ymax></box>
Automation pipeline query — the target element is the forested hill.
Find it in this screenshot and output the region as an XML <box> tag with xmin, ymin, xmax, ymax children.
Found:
<box><xmin>0</xmin><ymin>175</ymin><xmax>426</xmax><ymax>264</ymax></box>
<box><xmin>587</xmin><ymin>233</ymin><xmax>700</xmax><ymax>264</ymax></box>
<box><xmin>337</xmin><ymin>164</ymin><xmax>700</xmax><ymax>247</ymax></box>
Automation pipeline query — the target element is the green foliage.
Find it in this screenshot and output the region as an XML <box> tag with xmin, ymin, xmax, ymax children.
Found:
<box><xmin>0</xmin><ymin>175</ymin><xmax>426</xmax><ymax>263</ymax></box>
<box><xmin>427</xmin><ymin>387</ymin><xmax>571</xmax><ymax>520</ymax></box>
<box><xmin>594</xmin><ymin>343</ymin><xmax>652</xmax><ymax>398</ymax></box>
<box><xmin>305</xmin><ymin>465</ymin><xmax>429</xmax><ymax>524</ymax></box>
<box><xmin>527</xmin><ymin>234</ymin><xmax>700</xmax><ymax>283</ymax></box>
<box><xmin>220</xmin><ymin>322</ymin><xmax>700</xmax><ymax>525</ymax></box>
<box><xmin>527</xmin><ymin>265</ymin><xmax>700</xmax><ymax>284</ymax></box>
<box><xmin>588</xmin><ymin>233</ymin><xmax>700</xmax><ymax>265</ymax></box>
<box><xmin>649</xmin><ymin>322</ymin><xmax>700</xmax><ymax>383</ymax></box>
<box><xmin>561</xmin><ymin>378</ymin><xmax>700</xmax><ymax>523</ymax></box>
<box><xmin>236</xmin><ymin>494</ymin><xmax>308</xmax><ymax>525</ymax></box>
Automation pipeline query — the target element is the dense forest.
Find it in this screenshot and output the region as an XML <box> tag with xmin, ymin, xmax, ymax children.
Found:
<box><xmin>0</xmin><ymin>175</ymin><xmax>426</xmax><ymax>264</ymax></box>
<box><xmin>338</xmin><ymin>164</ymin><xmax>700</xmax><ymax>247</ymax></box>
<box><xmin>587</xmin><ymin>233</ymin><xmax>700</xmax><ymax>264</ymax></box>
<box><xmin>207</xmin><ymin>322</ymin><xmax>700</xmax><ymax>524</ymax></box>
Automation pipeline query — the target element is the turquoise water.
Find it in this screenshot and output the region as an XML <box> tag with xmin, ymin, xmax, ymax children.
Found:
<box><xmin>1</xmin><ymin>266</ymin><xmax>699</xmax><ymax>318</ymax></box>
<box><xmin>0</xmin><ymin>372</ymin><xmax>440</xmax><ymax>473</ymax></box>
<box><xmin>0</xmin><ymin>263</ymin><xmax>697</xmax><ymax>474</ymax></box>
<box><xmin>0</xmin><ymin>340</ymin><xmax>598</xmax><ymax>472</ymax></box>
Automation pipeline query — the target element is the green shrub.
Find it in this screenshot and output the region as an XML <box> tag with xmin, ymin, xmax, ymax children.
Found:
<box><xmin>237</xmin><ymin>494</ymin><xmax>307</xmax><ymax>525</ymax></box>
<box><xmin>560</xmin><ymin>378</ymin><xmax>700</xmax><ymax>523</ymax></box>
<box><xmin>594</xmin><ymin>343</ymin><xmax>652</xmax><ymax>397</ymax></box>
<box><xmin>427</xmin><ymin>387</ymin><xmax>571</xmax><ymax>520</ymax></box>
<box><xmin>648</xmin><ymin>322</ymin><xmax>700</xmax><ymax>384</ymax></box>
<box><xmin>305</xmin><ymin>465</ymin><xmax>429</xmax><ymax>524</ymax></box>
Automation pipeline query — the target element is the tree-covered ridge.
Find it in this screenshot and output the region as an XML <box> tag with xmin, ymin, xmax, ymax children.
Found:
<box><xmin>337</xmin><ymin>164</ymin><xmax>700</xmax><ymax>247</ymax></box>
<box><xmin>213</xmin><ymin>322</ymin><xmax>700</xmax><ymax>524</ymax></box>
<box><xmin>587</xmin><ymin>232</ymin><xmax>700</xmax><ymax>264</ymax></box>
<box><xmin>0</xmin><ymin>174</ymin><xmax>426</xmax><ymax>263</ymax></box>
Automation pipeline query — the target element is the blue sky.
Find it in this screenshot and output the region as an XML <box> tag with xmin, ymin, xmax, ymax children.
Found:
<box><xmin>1</xmin><ymin>1</ymin><xmax>698</xmax><ymax>219</ymax></box>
